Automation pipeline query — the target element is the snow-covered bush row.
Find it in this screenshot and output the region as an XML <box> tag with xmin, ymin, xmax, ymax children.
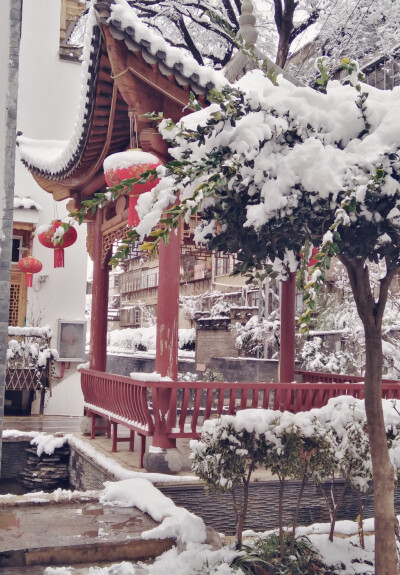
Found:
<box><xmin>107</xmin><ymin>327</ymin><xmax>195</xmax><ymax>353</ymax></box>
<box><xmin>191</xmin><ymin>396</ymin><xmax>400</xmax><ymax>549</ymax></box>
<box><xmin>8</xmin><ymin>325</ymin><xmax>53</xmax><ymax>338</ymax></box>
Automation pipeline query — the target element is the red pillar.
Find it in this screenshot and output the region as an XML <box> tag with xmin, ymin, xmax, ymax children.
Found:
<box><xmin>89</xmin><ymin>210</ymin><xmax>109</xmax><ymax>372</ymax></box>
<box><xmin>152</xmin><ymin>228</ymin><xmax>180</xmax><ymax>449</ymax></box>
<box><xmin>155</xmin><ymin>229</ymin><xmax>180</xmax><ymax>380</ymax></box>
<box><xmin>279</xmin><ymin>272</ymin><xmax>296</xmax><ymax>383</ymax></box>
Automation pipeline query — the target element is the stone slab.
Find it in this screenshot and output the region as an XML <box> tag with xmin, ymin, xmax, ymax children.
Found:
<box><xmin>0</xmin><ymin>500</ymin><xmax>173</xmax><ymax>567</ymax></box>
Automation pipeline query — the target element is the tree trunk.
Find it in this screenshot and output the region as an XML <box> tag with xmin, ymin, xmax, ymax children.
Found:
<box><xmin>278</xmin><ymin>476</ymin><xmax>285</xmax><ymax>558</ymax></box>
<box><xmin>274</xmin><ymin>0</ymin><xmax>296</xmax><ymax>69</ymax></box>
<box><xmin>363</xmin><ymin>324</ymin><xmax>397</xmax><ymax>575</ymax></box>
<box><xmin>339</xmin><ymin>255</ymin><xmax>398</xmax><ymax>574</ymax></box>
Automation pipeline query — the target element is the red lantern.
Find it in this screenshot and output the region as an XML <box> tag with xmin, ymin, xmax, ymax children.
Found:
<box><xmin>18</xmin><ymin>256</ymin><xmax>43</xmax><ymax>287</ymax></box>
<box><xmin>38</xmin><ymin>220</ymin><xmax>77</xmax><ymax>268</ymax></box>
<box><xmin>103</xmin><ymin>149</ymin><xmax>161</xmax><ymax>227</ymax></box>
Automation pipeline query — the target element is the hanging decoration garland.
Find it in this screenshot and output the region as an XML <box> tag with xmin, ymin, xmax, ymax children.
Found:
<box><xmin>103</xmin><ymin>110</ymin><xmax>161</xmax><ymax>227</ymax></box>
<box><xmin>18</xmin><ymin>256</ymin><xmax>43</xmax><ymax>287</ymax></box>
<box><xmin>38</xmin><ymin>220</ymin><xmax>77</xmax><ymax>268</ymax></box>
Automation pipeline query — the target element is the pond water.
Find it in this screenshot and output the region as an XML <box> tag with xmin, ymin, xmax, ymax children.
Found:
<box><xmin>0</xmin><ymin>479</ymin><xmax>71</xmax><ymax>496</ymax></box>
<box><xmin>0</xmin><ymin>480</ymin><xmax>30</xmax><ymax>496</ymax></box>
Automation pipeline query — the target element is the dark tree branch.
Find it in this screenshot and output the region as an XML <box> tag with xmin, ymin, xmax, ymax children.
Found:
<box><xmin>178</xmin><ymin>15</ymin><xmax>205</xmax><ymax>65</ymax></box>
<box><xmin>221</xmin><ymin>0</ymin><xmax>240</xmax><ymax>28</ymax></box>
<box><xmin>289</xmin><ymin>8</ymin><xmax>319</xmax><ymax>42</ymax></box>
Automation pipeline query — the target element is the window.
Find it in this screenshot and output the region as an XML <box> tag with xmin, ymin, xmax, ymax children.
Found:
<box><xmin>59</xmin><ymin>0</ymin><xmax>87</xmax><ymax>62</ymax></box>
<box><xmin>11</xmin><ymin>237</ymin><xmax>22</xmax><ymax>263</ymax></box>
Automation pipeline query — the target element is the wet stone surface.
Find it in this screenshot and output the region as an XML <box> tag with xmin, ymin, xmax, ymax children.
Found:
<box><xmin>0</xmin><ymin>501</ymin><xmax>158</xmax><ymax>553</ymax></box>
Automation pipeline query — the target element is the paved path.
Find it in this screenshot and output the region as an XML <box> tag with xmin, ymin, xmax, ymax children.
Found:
<box><xmin>3</xmin><ymin>415</ymin><xmax>273</xmax><ymax>480</ymax></box>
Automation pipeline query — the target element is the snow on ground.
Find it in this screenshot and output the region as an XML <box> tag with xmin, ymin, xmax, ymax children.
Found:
<box><xmin>0</xmin><ymin>428</ymin><xmax>389</xmax><ymax>574</ymax></box>
<box><xmin>41</xmin><ymin>516</ymin><xmax>382</xmax><ymax>575</ymax></box>
<box><xmin>1</xmin><ymin>430</ymin><xmax>199</xmax><ymax>486</ymax></box>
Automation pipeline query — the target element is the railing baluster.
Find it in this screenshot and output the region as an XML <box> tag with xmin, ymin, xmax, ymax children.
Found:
<box><xmin>192</xmin><ymin>388</ymin><xmax>202</xmax><ymax>433</ymax></box>
<box><xmin>216</xmin><ymin>387</ymin><xmax>224</xmax><ymax>415</ymax></box>
<box><xmin>179</xmin><ymin>387</ymin><xmax>190</xmax><ymax>432</ymax></box>
<box><xmin>228</xmin><ymin>388</ymin><xmax>236</xmax><ymax>414</ymax></box>
<box><xmin>203</xmin><ymin>388</ymin><xmax>214</xmax><ymax>421</ymax></box>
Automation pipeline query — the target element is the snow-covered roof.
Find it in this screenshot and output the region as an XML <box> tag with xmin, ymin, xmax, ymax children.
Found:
<box><xmin>13</xmin><ymin>196</ymin><xmax>42</xmax><ymax>211</ymax></box>
<box><xmin>18</xmin><ymin>5</ymin><xmax>101</xmax><ymax>180</ymax></box>
<box><xmin>103</xmin><ymin>0</ymin><xmax>226</xmax><ymax>93</ymax></box>
<box><xmin>17</xmin><ymin>0</ymin><xmax>227</xmax><ymax>184</ymax></box>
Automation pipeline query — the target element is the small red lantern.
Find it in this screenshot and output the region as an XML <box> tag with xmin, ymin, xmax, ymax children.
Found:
<box><xmin>18</xmin><ymin>256</ymin><xmax>43</xmax><ymax>287</ymax></box>
<box><xmin>38</xmin><ymin>220</ymin><xmax>77</xmax><ymax>268</ymax></box>
<box><xmin>103</xmin><ymin>149</ymin><xmax>161</xmax><ymax>227</ymax></box>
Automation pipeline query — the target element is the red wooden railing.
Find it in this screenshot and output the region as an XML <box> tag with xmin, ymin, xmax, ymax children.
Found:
<box><xmin>295</xmin><ymin>369</ymin><xmax>400</xmax><ymax>385</ymax></box>
<box><xmin>80</xmin><ymin>368</ymin><xmax>400</xmax><ymax>467</ymax></box>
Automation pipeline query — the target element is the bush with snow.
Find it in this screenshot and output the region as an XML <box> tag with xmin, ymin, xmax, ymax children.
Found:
<box><xmin>107</xmin><ymin>327</ymin><xmax>195</xmax><ymax>354</ymax></box>
<box><xmin>191</xmin><ymin>397</ymin><xmax>400</xmax><ymax>552</ymax></box>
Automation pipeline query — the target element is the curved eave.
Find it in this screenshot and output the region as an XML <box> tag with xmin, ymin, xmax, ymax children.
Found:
<box><xmin>20</xmin><ymin>34</ymin><xmax>131</xmax><ymax>199</ymax></box>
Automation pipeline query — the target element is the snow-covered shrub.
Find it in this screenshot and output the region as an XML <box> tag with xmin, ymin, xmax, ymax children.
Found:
<box><xmin>108</xmin><ymin>326</ymin><xmax>157</xmax><ymax>353</ymax></box>
<box><xmin>178</xmin><ymin>328</ymin><xmax>196</xmax><ymax>350</ymax></box>
<box><xmin>191</xmin><ymin>410</ymin><xmax>278</xmax><ymax>549</ymax></box>
<box><xmin>191</xmin><ymin>408</ymin><xmax>335</xmax><ymax>551</ymax></box>
<box><xmin>300</xmin><ymin>336</ymin><xmax>354</xmax><ymax>374</ymax></box>
<box><xmin>233</xmin><ymin>314</ymin><xmax>280</xmax><ymax>359</ymax></box>
<box><xmin>191</xmin><ymin>398</ymin><xmax>400</xmax><ymax>551</ymax></box>
<box><xmin>107</xmin><ymin>327</ymin><xmax>195</xmax><ymax>354</ymax></box>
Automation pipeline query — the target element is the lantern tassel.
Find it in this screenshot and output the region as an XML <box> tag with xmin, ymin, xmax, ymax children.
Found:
<box><xmin>54</xmin><ymin>247</ymin><xmax>64</xmax><ymax>268</ymax></box>
<box><xmin>25</xmin><ymin>273</ymin><xmax>33</xmax><ymax>288</ymax></box>
<box><xmin>128</xmin><ymin>193</ymin><xmax>140</xmax><ymax>227</ymax></box>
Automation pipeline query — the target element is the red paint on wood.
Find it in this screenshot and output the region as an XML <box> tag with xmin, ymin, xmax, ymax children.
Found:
<box><xmin>89</xmin><ymin>210</ymin><xmax>109</xmax><ymax>372</ymax></box>
<box><xmin>153</xmin><ymin>228</ymin><xmax>181</xmax><ymax>448</ymax></box>
<box><xmin>279</xmin><ymin>272</ymin><xmax>296</xmax><ymax>383</ymax></box>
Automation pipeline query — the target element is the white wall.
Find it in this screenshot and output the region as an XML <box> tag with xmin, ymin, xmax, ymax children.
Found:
<box><xmin>16</xmin><ymin>0</ymin><xmax>88</xmax><ymax>416</ymax></box>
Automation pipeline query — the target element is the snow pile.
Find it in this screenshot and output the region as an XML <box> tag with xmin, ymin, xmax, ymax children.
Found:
<box><xmin>129</xmin><ymin>372</ymin><xmax>172</xmax><ymax>382</ymax></box>
<box><xmin>13</xmin><ymin>195</ymin><xmax>42</xmax><ymax>211</ymax></box>
<box><xmin>107</xmin><ymin>327</ymin><xmax>195</xmax><ymax>355</ymax></box>
<box><xmin>100</xmin><ymin>478</ymin><xmax>207</xmax><ymax>545</ymax></box>
<box><xmin>8</xmin><ymin>325</ymin><xmax>52</xmax><ymax>338</ymax></box>
<box><xmin>30</xmin><ymin>434</ymin><xmax>69</xmax><ymax>457</ymax></box>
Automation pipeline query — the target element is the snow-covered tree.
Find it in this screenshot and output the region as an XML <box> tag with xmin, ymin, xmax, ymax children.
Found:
<box><xmin>125</xmin><ymin>0</ymin><xmax>241</xmax><ymax>67</ymax></box>
<box><xmin>290</xmin><ymin>0</ymin><xmax>400</xmax><ymax>84</ymax></box>
<box><xmin>124</xmin><ymin>0</ymin><xmax>323</xmax><ymax>70</ymax></box>
<box><xmin>124</xmin><ymin>60</ymin><xmax>400</xmax><ymax>573</ymax></box>
<box><xmin>124</xmin><ymin>0</ymin><xmax>400</xmax><ymax>81</ymax></box>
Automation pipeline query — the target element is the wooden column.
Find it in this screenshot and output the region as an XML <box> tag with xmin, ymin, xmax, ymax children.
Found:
<box><xmin>89</xmin><ymin>210</ymin><xmax>109</xmax><ymax>372</ymax></box>
<box><xmin>153</xmin><ymin>227</ymin><xmax>180</xmax><ymax>449</ymax></box>
<box><xmin>155</xmin><ymin>229</ymin><xmax>180</xmax><ymax>380</ymax></box>
<box><xmin>279</xmin><ymin>272</ymin><xmax>296</xmax><ymax>383</ymax></box>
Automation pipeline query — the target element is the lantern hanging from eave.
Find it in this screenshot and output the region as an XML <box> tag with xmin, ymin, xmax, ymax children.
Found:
<box><xmin>38</xmin><ymin>220</ymin><xmax>77</xmax><ymax>268</ymax></box>
<box><xmin>103</xmin><ymin>149</ymin><xmax>161</xmax><ymax>227</ymax></box>
<box><xmin>18</xmin><ymin>256</ymin><xmax>43</xmax><ymax>287</ymax></box>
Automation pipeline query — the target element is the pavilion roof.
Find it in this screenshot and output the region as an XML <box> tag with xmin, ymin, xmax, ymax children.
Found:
<box><xmin>17</xmin><ymin>0</ymin><xmax>296</xmax><ymax>201</ymax></box>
